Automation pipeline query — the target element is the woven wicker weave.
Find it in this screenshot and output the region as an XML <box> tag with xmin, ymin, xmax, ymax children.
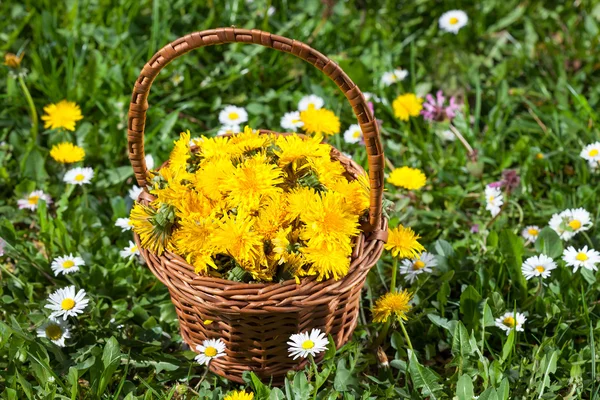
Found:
<box><xmin>127</xmin><ymin>28</ymin><xmax>387</xmax><ymax>383</ymax></box>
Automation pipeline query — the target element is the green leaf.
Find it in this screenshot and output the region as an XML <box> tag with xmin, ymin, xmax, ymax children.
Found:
<box><xmin>98</xmin><ymin>337</ymin><xmax>121</xmax><ymax>397</ymax></box>
<box><xmin>460</xmin><ymin>286</ymin><xmax>482</xmax><ymax>326</ymax></box>
<box><xmin>456</xmin><ymin>374</ymin><xmax>474</xmax><ymax>400</ymax></box>
<box><xmin>478</xmin><ymin>387</ymin><xmax>499</xmax><ymax>400</ymax></box>
<box><xmin>482</xmin><ymin>300</ymin><xmax>496</xmax><ymax>327</ymax></box>
<box><xmin>534</xmin><ymin>227</ymin><xmax>563</xmax><ymax>259</ymax></box>
<box><xmin>501</xmin><ymin>330</ymin><xmax>515</xmax><ymax>362</ymax></box>
<box><xmin>292</xmin><ymin>371</ymin><xmax>312</xmax><ymax>400</ymax></box>
<box><xmin>408</xmin><ymin>351</ymin><xmax>442</xmax><ymax>399</ymax></box>
<box><xmin>452</xmin><ymin>321</ymin><xmax>474</xmax><ymax>359</ymax></box>
<box><xmin>334</xmin><ymin>359</ymin><xmax>356</xmax><ymax>392</ymax></box>
<box><xmin>537</xmin><ymin>350</ymin><xmax>559</xmax><ymax>397</ymax></box>
<box><xmin>498</xmin><ymin>230</ymin><xmax>527</xmax><ymax>290</ymax></box>
<box><xmin>248</xmin><ymin>371</ymin><xmax>271</xmax><ymax>399</ymax></box>
<box><xmin>497</xmin><ymin>378</ymin><xmax>510</xmax><ymax>400</ymax></box>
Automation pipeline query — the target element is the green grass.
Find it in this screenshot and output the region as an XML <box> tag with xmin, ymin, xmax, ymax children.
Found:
<box><xmin>2</xmin><ymin>0</ymin><xmax>600</xmax><ymax>398</ymax></box>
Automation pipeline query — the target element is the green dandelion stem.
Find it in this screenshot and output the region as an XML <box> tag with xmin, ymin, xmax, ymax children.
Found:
<box><xmin>373</xmin><ymin>319</ymin><xmax>391</xmax><ymax>349</ymax></box>
<box><xmin>398</xmin><ymin>319</ymin><xmax>414</xmax><ymax>351</ymax></box>
<box><xmin>390</xmin><ymin>258</ymin><xmax>399</xmax><ymax>293</ymax></box>
<box><xmin>18</xmin><ymin>75</ymin><xmax>38</xmax><ymax>142</ymax></box>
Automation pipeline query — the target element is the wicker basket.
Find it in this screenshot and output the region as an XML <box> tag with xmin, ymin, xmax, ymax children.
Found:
<box><xmin>127</xmin><ymin>28</ymin><xmax>388</xmax><ymax>383</ymax></box>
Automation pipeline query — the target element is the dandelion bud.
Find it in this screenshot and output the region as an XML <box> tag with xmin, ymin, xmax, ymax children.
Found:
<box><xmin>4</xmin><ymin>52</ymin><xmax>24</xmax><ymax>69</ymax></box>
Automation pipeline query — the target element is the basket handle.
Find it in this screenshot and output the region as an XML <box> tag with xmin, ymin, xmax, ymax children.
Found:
<box><xmin>127</xmin><ymin>28</ymin><xmax>384</xmax><ymax>232</ymax></box>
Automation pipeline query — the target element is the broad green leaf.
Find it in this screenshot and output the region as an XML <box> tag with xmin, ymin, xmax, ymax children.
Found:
<box><xmin>478</xmin><ymin>387</ymin><xmax>499</xmax><ymax>400</ymax></box>
<box><xmin>460</xmin><ymin>285</ymin><xmax>482</xmax><ymax>326</ymax></box>
<box><xmin>451</xmin><ymin>321</ymin><xmax>473</xmax><ymax>359</ymax></box>
<box><xmin>98</xmin><ymin>337</ymin><xmax>121</xmax><ymax>397</ymax></box>
<box><xmin>499</xmin><ymin>230</ymin><xmax>527</xmax><ymax>290</ymax></box>
<box><xmin>292</xmin><ymin>371</ymin><xmax>312</xmax><ymax>400</ymax></box>
<box><xmin>501</xmin><ymin>330</ymin><xmax>515</xmax><ymax>362</ymax></box>
<box><xmin>408</xmin><ymin>351</ymin><xmax>442</xmax><ymax>399</ymax></box>
<box><xmin>482</xmin><ymin>300</ymin><xmax>496</xmax><ymax>327</ymax></box>
<box><xmin>534</xmin><ymin>227</ymin><xmax>563</xmax><ymax>259</ymax></box>
<box><xmin>537</xmin><ymin>350</ymin><xmax>559</xmax><ymax>397</ymax></box>
<box><xmin>497</xmin><ymin>378</ymin><xmax>510</xmax><ymax>400</ymax></box>
<box><xmin>456</xmin><ymin>374</ymin><xmax>474</xmax><ymax>400</ymax></box>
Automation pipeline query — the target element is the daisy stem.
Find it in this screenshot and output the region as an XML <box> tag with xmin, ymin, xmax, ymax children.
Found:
<box><xmin>18</xmin><ymin>75</ymin><xmax>38</xmax><ymax>142</ymax></box>
<box><xmin>398</xmin><ymin>319</ymin><xmax>414</xmax><ymax>351</ymax></box>
<box><xmin>582</xmin><ymin>231</ymin><xmax>595</xmax><ymax>249</ymax></box>
<box><xmin>390</xmin><ymin>258</ymin><xmax>399</xmax><ymax>293</ymax></box>
<box><xmin>309</xmin><ymin>354</ymin><xmax>319</xmax><ymax>399</ymax></box>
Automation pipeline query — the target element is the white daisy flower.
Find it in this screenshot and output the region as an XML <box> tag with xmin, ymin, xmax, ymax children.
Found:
<box><xmin>51</xmin><ymin>254</ymin><xmax>85</xmax><ymax>276</ymax></box>
<box><xmin>400</xmin><ymin>252</ymin><xmax>438</xmax><ymax>283</ymax></box>
<box><xmin>580</xmin><ymin>142</ymin><xmax>600</xmax><ymax>162</ymax></box>
<box><xmin>343</xmin><ymin>124</ymin><xmax>363</xmax><ymax>144</ymax></box>
<box><xmin>494</xmin><ymin>311</ymin><xmax>526</xmax><ymax>335</ymax></box>
<box><xmin>521</xmin><ymin>225</ymin><xmax>540</xmax><ymax>243</ymax></box>
<box><xmin>18</xmin><ymin>190</ymin><xmax>52</xmax><ymax>211</ymax></box>
<box><xmin>115</xmin><ymin>218</ymin><xmax>133</xmax><ymax>232</ymax></box>
<box><xmin>588</xmin><ymin>159</ymin><xmax>600</xmax><ymax>172</ymax></box>
<box><xmin>216</xmin><ymin>125</ymin><xmax>242</xmax><ymax>136</ymax></box>
<box><xmin>128</xmin><ymin>185</ymin><xmax>143</xmax><ymax>200</ymax></box>
<box><xmin>439</xmin><ymin>10</ymin><xmax>469</xmax><ymax>34</ymax></box>
<box><xmin>287</xmin><ymin>328</ymin><xmax>328</xmax><ymax>360</ymax></box>
<box><xmin>521</xmin><ymin>254</ymin><xmax>556</xmax><ymax>280</ymax></box>
<box><xmin>171</xmin><ymin>72</ymin><xmax>184</xmax><ymax>86</ymax></box>
<box><xmin>562</xmin><ymin>246</ymin><xmax>600</xmax><ymax>272</ymax></box>
<box><xmin>381</xmin><ymin>68</ymin><xmax>408</xmax><ymax>86</ymax></box>
<box><xmin>280</xmin><ymin>111</ymin><xmax>304</xmax><ymax>131</ymax></box>
<box><xmin>484</xmin><ymin>185</ymin><xmax>503</xmax><ymax>217</ymax></box>
<box><xmin>145</xmin><ymin>154</ymin><xmax>155</xmax><ymax>170</ymax></box>
<box><xmin>37</xmin><ymin>318</ymin><xmax>71</xmax><ymax>347</ymax></box>
<box><xmin>120</xmin><ymin>241</ymin><xmax>139</xmax><ymax>259</ymax></box>
<box><xmin>195</xmin><ymin>338</ymin><xmax>226</xmax><ymax>365</ymax></box>
<box><xmin>298</xmin><ymin>95</ymin><xmax>324</xmax><ymax>111</ymax></box>
<box><xmin>549</xmin><ymin>208</ymin><xmax>592</xmax><ymax>240</ymax></box>
<box><xmin>267</xmin><ymin>5</ymin><xmax>275</xmax><ymax>16</ymax></box>
<box><xmin>218</xmin><ymin>105</ymin><xmax>248</xmax><ymax>126</ymax></box>
<box><xmin>64</xmin><ymin>167</ymin><xmax>94</xmax><ymax>185</ymax></box>
<box><xmin>45</xmin><ymin>286</ymin><xmax>89</xmax><ymax>320</ymax></box>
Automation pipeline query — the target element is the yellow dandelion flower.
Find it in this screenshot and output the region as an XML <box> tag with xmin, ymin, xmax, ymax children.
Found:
<box><xmin>305</xmin><ymin>156</ymin><xmax>347</xmax><ymax>188</ymax></box>
<box><xmin>300</xmin><ymin>107</ymin><xmax>340</xmax><ymax>136</ymax></box>
<box><xmin>199</xmin><ymin>135</ymin><xmax>244</xmax><ymax>161</ymax></box>
<box><xmin>327</xmin><ymin>178</ymin><xmax>370</xmax><ymax>215</ymax></box>
<box><xmin>254</xmin><ymin>194</ymin><xmax>289</xmax><ymax>239</ymax></box>
<box><xmin>387</xmin><ymin>166</ymin><xmax>426</xmax><ymax>190</ymax></box>
<box><xmin>272</xmin><ymin>226</ymin><xmax>305</xmax><ymax>270</ymax></box>
<box><xmin>193</xmin><ymin>158</ymin><xmax>236</xmax><ymax>202</ymax></box>
<box><xmin>225</xmin><ymin>155</ymin><xmax>284</xmax><ymax>210</ymax></box>
<box><xmin>230</xmin><ymin>126</ymin><xmax>271</xmax><ymax>153</ymax></box>
<box><xmin>385</xmin><ymin>225</ymin><xmax>425</xmax><ymax>259</ymax></box>
<box><xmin>372</xmin><ymin>290</ymin><xmax>413</xmax><ymax>323</ymax></box>
<box><xmin>299</xmin><ymin>191</ymin><xmax>360</xmax><ymax>252</ymax></box>
<box><xmin>274</xmin><ymin>134</ymin><xmax>330</xmax><ymax>166</ymax></box>
<box><xmin>287</xmin><ymin>187</ymin><xmax>318</xmax><ymax>220</ymax></box>
<box><xmin>224</xmin><ymin>390</ymin><xmax>254</xmax><ymax>400</ymax></box>
<box><xmin>169</xmin><ymin>130</ymin><xmax>191</xmax><ymax>176</ymax></box>
<box><xmin>392</xmin><ymin>94</ymin><xmax>423</xmax><ymax>121</ymax></box>
<box><xmin>41</xmin><ymin>100</ymin><xmax>83</xmax><ymax>131</ymax></box>
<box><xmin>301</xmin><ymin>242</ymin><xmax>351</xmax><ymax>281</ymax></box>
<box><xmin>49</xmin><ymin>142</ymin><xmax>85</xmax><ymax>163</ymax></box>
<box><xmin>212</xmin><ymin>212</ymin><xmax>263</xmax><ymax>266</ymax></box>
<box><xmin>130</xmin><ymin>202</ymin><xmax>175</xmax><ymax>255</ymax></box>
<box><xmin>172</xmin><ymin>214</ymin><xmax>218</xmax><ymax>274</ymax></box>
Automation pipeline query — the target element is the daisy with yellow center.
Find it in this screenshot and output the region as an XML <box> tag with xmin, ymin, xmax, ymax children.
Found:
<box><xmin>287</xmin><ymin>328</ymin><xmax>328</xmax><ymax>360</ymax></box>
<box><xmin>495</xmin><ymin>311</ymin><xmax>526</xmax><ymax>335</ymax></box>
<box><xmin>399</xmin><ymin>252</ymin><xmax>438</xmax><ymax>283</ymax></box>
<box><xmin>521</xmin><ymin>254</ymin><xmax>556</xmax><ymax>280</ymax></box>
<box><xmin>219</xmin><ymin>105</ymin><xmax>248</xmax><ymax>126</ymax></box>
<box><xmin>195</xmin><ymin>338</ymin><xmax>226</xmax><ymax>365</ymax></box>
<box><xmin>343</xmin><ymin>124</ymin><xmax>363</xmax><ymax>144</ymax></box>
<box><xmin>392</xmin><ymin>94</ymin><xmax>423</xmax><ymax>121</ymax></box>
<box><xmin>385</xmin><ymin>225</ymin><xmax>425</xmax><ymax>259</ymax></box>
<box><xmin>580</xmin><ymin>142</ymin><xmax>600</xmax><ymax>162</ymax></box>
<box><xmin>521</xmin><ymin>225</ymin><xmax>540</xmax><ymax>243</ymax></box>
<box><xmin>562</xmin><ymin>245</ymin><xmax>600</xmax><ymax>272</ymax></box>
<box><xmin>387</xmin><ymin>166</ymin><xmax>427</xmax><ymax>190</ymax></box>
<box><xmin>49</xmin><ymin>142</ymin><xmax>85</xmax><ymax>163</ymax></box>
<box><xmin>17</xmin><ymin>190</ymin><xmax>52</xmax><ymax>211</ymax></box>
<box><xmin>300</xmin><ymin>106</ymin><xmax>341</xmax><ymax>136</ymax></box>
<box><xmin>45</xmin><ymin>286</ymin><xmax>89</xmax><ymax>320</ymax></box>
<box><xmin>381</xmin><ymin>68</ymin><xmax>408</xmax><ymax>86</ymax></box>
<box><xmin>224</xmin><ymin>391</ymin><xmax>254</xmax><ymax>400</ymax></box>
<box><xmin>120</xmin><ymin>241</ymin><xmax>140</xmax><ymax>259</ymax></box>
<box><xmin>280</xmin><ymin>111</ymin><xmax>304</xmax><ymax>132</ymax></box>
<box><xmin>41</xmin><ymin>100</ymin><xmax>83</xmax><ymax>131</ymax></box>
<box><xmin>37</xmin><ymin>318</ymin><xmax>71</xmax><ymax>347</ymax></box>
<box><xmin>115</xmin><ymin>218</ymin><xmax>133</xmax><ymax>232</ymax></box>
<box><xmin>50</xmin><ymin>254</ymin><xmax>85</xmax><ymax>276</ymax></box>
<box><xmin>549</xmin><ymin>208</ymin><xmax>592</xmax><ymax>240</ymax></box>
<box><xmin>439</xmin><ymin>10</ymin><xmax>468</xmax><ymax>34</ymax></box>
<box><xmin>298</xmin><ymin>94</ymin><xmax>324</xmax><ymax>111</ymax></box>
<box><xmin>372</xmin><ymin>289</ymin><xmax>413</xmax><ymax>323</ymax></box>
<box><xmin>63</xmin><ymin>167</ymin><xmax>94</xmax><ymax>185</ymax></box>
